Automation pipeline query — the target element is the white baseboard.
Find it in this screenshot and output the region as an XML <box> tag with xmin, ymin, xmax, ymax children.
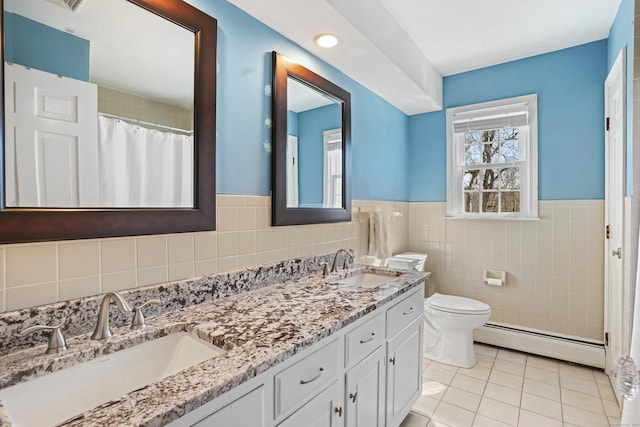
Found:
<box><xmin>474</xmin><ymin>323</ymin><xmax>606</xmax><ymax>369</ymax></box>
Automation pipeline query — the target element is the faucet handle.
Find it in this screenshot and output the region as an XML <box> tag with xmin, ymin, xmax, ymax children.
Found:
<box><xmin>21</xmin><ymin>324</ymin><xmax>67</xmax><ymax>354</ymax></box>
<box><xmin>131</xmin><ymin>299</ymin><xmax>161</xmax><ymax>330</ymax></box>
<box><xmin>320</xmin><ymin>262</ymin><xmax>330</xmax><ymax>277</ymax></box>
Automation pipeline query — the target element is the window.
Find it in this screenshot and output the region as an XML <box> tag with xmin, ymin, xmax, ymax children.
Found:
<box><xmin>323</xmin><ymin>128</ymin><xmax>342</xmax><ymax>208</ymax></box>
<box><xmin>446</xmin><ymin>94</ymin><xmax>538</xmax><ymax>219</ymax></box>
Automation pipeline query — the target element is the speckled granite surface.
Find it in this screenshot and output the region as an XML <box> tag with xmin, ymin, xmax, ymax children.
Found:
<box><xmin>0</xmin><ymin>262</ymin><xmax>426</xmax><ymax>427</ymax></box>
<box><xmin>0</xmin><ymin>255</ymin><xmax>333</xmax><ymax>357</ymax></box>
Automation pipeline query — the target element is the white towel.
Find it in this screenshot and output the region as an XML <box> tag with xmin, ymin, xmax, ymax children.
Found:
<box><xmin>367</xmin><ymin>211</ymin><xmax>391</xmax><ymax>266</ymax></box>
<box><xmin>368</xmin><ymin>212</ymin><xmax>379</xmax><ymax>257</ymax></box>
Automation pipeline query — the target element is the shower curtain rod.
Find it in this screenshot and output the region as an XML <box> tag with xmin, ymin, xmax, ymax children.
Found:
<box><xmin>98</xmin><ymin>113</ymin><xmax>194</xmax><ymax>135</ymax></box>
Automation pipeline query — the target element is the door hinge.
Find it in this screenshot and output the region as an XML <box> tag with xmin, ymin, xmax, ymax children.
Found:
<box><xmin>606</xmin><ymin>225</ymin><xmax>610</xmax><ymax>239</ymax></box>
<box><xmin>605</xmin><ymin>332</ymin><xmax>609</xmax><ymax>346</ymax></box>
<box><xmin>606</xmin><ymin>117</ymin><xmax>610</xmax><ymax>131</ymax></box>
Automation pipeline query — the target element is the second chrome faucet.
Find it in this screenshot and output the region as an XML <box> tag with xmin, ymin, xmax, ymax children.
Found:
<box><xmin>91</xmin><ymin>292</ymin><xmax>162</xmax><ymax>340</ymax></box>
<box><xmin>91</xmin><ymin>292</ymin><xmax>132</xmax><ymax>340</ymax></box>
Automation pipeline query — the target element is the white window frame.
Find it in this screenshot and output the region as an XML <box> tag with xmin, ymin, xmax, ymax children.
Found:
<box><xmin>446</xmin><ymin>94</ymin><xmax>538</xmax><ymax>219</ymax></box>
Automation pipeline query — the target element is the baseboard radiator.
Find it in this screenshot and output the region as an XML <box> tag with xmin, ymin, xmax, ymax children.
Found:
<box><xmin>474</xmin><ymin>322</ymin><xmax>606</xmax><ymax>369</ymax></box>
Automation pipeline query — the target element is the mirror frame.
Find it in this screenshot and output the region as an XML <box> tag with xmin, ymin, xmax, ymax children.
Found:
<box><xmin>271</xmin><ymin>51</ymin><xmax>351</xmax><ymax>226</ymax></box>
<box><xmin>0</xmin><ymin>0</ymin><xmax>217</xmax><ymax>243</ymax></box>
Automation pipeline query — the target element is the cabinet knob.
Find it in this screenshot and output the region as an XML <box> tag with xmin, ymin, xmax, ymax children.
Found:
<box><xmin>349</xmin><ymin>392</ymin><xmax>358</xmax><ymax>403</ymax></box>
<box><xmin>335</xmin><ymin>406</ymin><xmax>343</xmax><ymax>417</ymax></box>
<box><xmin>390</xmin><ymin>356</ymin><xmax>396</xmax><ymax>365</ymax></box>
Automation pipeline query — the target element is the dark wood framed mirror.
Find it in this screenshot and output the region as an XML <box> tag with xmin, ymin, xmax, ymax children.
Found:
<box><xmin>0</xmin><ymin>0</ymin><xmax>216</xmax><ymax>243</ymax></box>
<box><xmin>271</xmin><ymin>51</ymin><xmax>351</xmax><ymax>226</ymax></box>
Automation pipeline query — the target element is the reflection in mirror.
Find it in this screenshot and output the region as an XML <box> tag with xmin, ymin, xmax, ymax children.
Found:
<box><xmin>0</xmin><ymin>0</ymin><xmax>217</xmax><ymax>243</ymax></box>
<box><xmin>4</xmin><ymin>0</ymin><xmax>195</xmax><ymax>208</ymax></box>
<box><xmin>286</xmin><ymin>77</ymin><xmax>342</xmax><ymax>208</ymax></box>
<box><xmin>272</xmin><ymin>51</ymin><xmax>351</xmax><ymax>226</ymax></box>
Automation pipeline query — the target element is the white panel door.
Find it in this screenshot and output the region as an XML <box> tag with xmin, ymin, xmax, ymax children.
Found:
<box><xmin>4</xmin><ymin>63</ymin><xmax>98</xmax><ymax>207</ymax></box>
<box><xmin>604</xmin><ymin>49</ymin><xmax>625</xmax><ymax>405</ymax></box>
<box><xmin>286</xmin><ymin>134</ymin><xmax>299</xmax><ymax>207</ymax></box>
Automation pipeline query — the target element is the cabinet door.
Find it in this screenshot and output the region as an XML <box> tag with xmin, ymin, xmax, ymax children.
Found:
<box><xmin>345</xmin><ymin>346</ymin><xmax>385</xmax><ymax>427</ymax></box>
<box><xmin>278</xmin><ymin>381</ymin><xmax>344</xmax><ymax>427</ymax></box>
<box><xmin>192</xmin><ymin>386</ymin><xmax>265</xmax><ymax>427</ymax></box>
<box><xmin>386</xmin><ymin>318</ymin><xmax>423</xmax><ymax>427</ymax></box>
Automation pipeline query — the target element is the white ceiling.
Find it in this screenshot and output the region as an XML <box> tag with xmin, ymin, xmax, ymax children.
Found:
<box><xmin>229</xmin><ymin>0</ymin><xmax>622</xmax><ymax>115</ymax></box>
<box><xmin>6</xmin><ymin>0</ymin><xmax>194</xmax><ymax>109</ymax></box>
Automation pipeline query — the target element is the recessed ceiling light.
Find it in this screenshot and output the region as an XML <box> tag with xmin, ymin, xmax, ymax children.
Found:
<box><xmin>314</xmin><ymin>33</ymin><xmax>339</xmax><ymax>48</ymax></box>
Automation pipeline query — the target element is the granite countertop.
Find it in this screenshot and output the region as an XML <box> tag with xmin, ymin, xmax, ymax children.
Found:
<box><xmin>0</xmin><ymin>266</ymin><xmax>426</xmax><ymax>427</ymax></box>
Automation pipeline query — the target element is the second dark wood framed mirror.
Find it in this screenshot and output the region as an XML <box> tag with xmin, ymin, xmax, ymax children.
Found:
<box><xmin>0</xmin><ymin>0</ymin><xmax>217</xmax><ymax>243</ymax></box>
<box><xmin>271</xmin><ymin>51</ymin><xmax>351</xmax><ymax>226</ymax></box>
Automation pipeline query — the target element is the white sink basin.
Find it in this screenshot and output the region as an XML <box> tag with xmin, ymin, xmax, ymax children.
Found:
<box><xmin>335</xmin><ymin>272</ymin><xmax>394</xmax><ymax>289</ymax></box>
<box><xmin>0</xmin><ymin>332</ymin><xmax>224</xmax><ymax>427</ymax></box>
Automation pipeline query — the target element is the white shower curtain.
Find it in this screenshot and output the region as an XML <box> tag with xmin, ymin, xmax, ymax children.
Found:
<box><xmin>98</xmin><ymin>115</ymin><xmax>193</xmax><ymax>207</ymax></box>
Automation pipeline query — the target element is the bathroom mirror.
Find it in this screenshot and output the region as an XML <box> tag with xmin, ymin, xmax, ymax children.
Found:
<box><xmin>0</xmin><ymin>0</ymin><xmax>217</xmax><ymax>243</ymax></box>
<box><xmin>271</xmin><ymin>51</ymin><xmax>351</xmax><ymax>225</ymax></box>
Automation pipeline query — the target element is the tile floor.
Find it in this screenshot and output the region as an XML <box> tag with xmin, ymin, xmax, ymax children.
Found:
<box><xmin>400</xmin><ymin>344</ymin><xmax>621</xmax><ymax>427</ymax></box>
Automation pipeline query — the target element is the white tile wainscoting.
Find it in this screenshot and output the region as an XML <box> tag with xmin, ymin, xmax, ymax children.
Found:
<box><xmin>409</xmin><ymin>200</ymin><xmax>605</xmax><ymax>342</ymax></box>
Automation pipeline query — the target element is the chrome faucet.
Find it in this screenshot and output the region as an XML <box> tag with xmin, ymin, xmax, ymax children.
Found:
<box><xmin>91</xmin><ymin>292</ymin><xmax>132</xmax><ymax>340</ymax></box>
<box><xmin>331</xmin><ymin>248</ymin><xmax>354</xmax><ymax>274</ymax></box>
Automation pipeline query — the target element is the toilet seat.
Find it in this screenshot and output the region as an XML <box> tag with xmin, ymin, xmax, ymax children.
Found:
<box><xmin>427</xmin><ymin>293</ymin><xmax>491</xmax><ymax>315</ymax></box>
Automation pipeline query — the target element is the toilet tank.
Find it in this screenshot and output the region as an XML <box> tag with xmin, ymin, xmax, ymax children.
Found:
<box><xmin>386</xmin><ymin>252</ymin><xmax>428</xmax><ymax>272</ymax></box>
<box><xmin>386</xmin><ymin>252</ymin><xmax>434</xmax><ymax>297</ymax></box>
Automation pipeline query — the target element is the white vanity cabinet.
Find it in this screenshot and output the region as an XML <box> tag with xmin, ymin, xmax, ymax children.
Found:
<box><xmin>170</xmin><ymin>285</ymin><xmax>424</xmax><ymax>427</ymax></box>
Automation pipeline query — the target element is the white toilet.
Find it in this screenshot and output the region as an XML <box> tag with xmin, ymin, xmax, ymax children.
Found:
<box><xmin>386</xmin><ymin>252</ymin><xmax>492</xmax><ymax>369</ymax></box>
<box><xmin>423</xmin><ymin>293</ymin><xmax>491</xmax><ymax>368</ymax></box>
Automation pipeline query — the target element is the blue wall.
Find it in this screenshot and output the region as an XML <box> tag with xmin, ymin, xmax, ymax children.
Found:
<box><xmin>409</xmin><ymin>40</ymin><xmax>608</xmax><ymax>202</ymax></box>
<box><xmin>287</xmin><ymin>110</ymin><xmax>298</xmax><ymax>136</ymax></box>
<box><xmin>189</xmin><ymin>0</ymin><xmax>408</xmax><ymax>200</ymax></box>
<box><xmin>4</xmin><ymin>12</ymin><xmax>89</xmax><ymax>81</ymax></box>
<box><xmin>607</xmin><ymin>0</ymin><xmax>634</xmax><ymax>194</ymax></box>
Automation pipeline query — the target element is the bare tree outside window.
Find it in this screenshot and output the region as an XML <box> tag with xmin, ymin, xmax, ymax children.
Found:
<box><xmin>463</xmin><ymin>128</ymin><xmax>520</xmax><ymax>213</ymax></box>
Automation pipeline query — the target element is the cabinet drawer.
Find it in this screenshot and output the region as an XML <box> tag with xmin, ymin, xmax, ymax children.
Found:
<box><xmin>277</xmin><ymin>381</ymin><xmax>342</xmax><ymax>427</ymax></box>
<box><xmin>274</xmin><ymin>338</ymin><xmax>340</xmax><ymax>419</ymax></box>
<box><xmin>192</xmin><ymin>385</ymin><xmax>265</xmax><ymax>427</ymax></box>
<box><xmin>344</xmin><ymin>313</ymin><xmax>385</xmax><ymax>368</ymax></box>
<box><xmin>386</xmin><ymin>289</ymin><xmax>422</xmax><ymax>338</ymax></box>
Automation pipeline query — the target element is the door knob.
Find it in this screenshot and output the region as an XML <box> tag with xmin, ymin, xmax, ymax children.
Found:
<box><xmin>612</xmin><ymin>247</ymin><xmax>622</xmax><ymax>259</ymax></box>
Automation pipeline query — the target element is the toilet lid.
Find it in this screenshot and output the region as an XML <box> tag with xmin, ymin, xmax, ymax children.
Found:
<box><xmin>427</xmin><ymin>293</ymin><xmax>491</xmax><ymax>315</ymax></box>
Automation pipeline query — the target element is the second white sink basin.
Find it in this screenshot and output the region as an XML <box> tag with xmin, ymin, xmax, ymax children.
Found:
<box><xmin>0</xmin><ymin>332</ymin><xmax>224</xmax><ymax>427</ymax></box>
<box><xmin>335</xmin><ymin>272</ymin><xmax>395</xmax><ymax>289</ymax></box>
